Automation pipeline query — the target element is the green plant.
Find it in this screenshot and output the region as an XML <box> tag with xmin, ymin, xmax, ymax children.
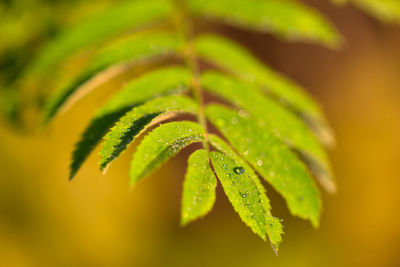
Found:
<box><xmin>13</xmin><ymin>0</ymin><xmax>398</xmax><ymax>253</ymax></box>
<box><xmin>333</xmin><ymin>0</ymin><xmax>400</xmax><ymax>23</ymax></box>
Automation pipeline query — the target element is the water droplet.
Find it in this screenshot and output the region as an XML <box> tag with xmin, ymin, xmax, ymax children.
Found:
<box><xmin>226</xmin><ymin>173</ymin><xmax>231</xmax><ymax>178</ymax></box>
<box><xmin>242</xmin><ymin>193</ymin><xmax>248</xmax><ymax>198</ymax></box>
<box><xmin>231</xmin><ymin>117</ymin><xmax>239</xmax><ymax>124</ymax></box>
<box><xmin>238</xmin><ymin>109</ymin><xmax>248</xmax><ymax>118</ymax></box>
<box><xmin>243</xmin><ymin>150</ymin><xmax>249</xmax><ymax>156</ymax></box>
<box><xmin>233</xmin><ymin>166</ymin><xmax>245</xmax><ymax>174</ymax></box>
<box><xmin>257</xmin><ymin>160</ymin><xmax>263</xmax><ymax>166</ymax></box>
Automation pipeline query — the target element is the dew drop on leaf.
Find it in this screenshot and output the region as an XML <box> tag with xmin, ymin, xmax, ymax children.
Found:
<box><xmin>238</xmin><ymin>109</ymin><xmax>247</xmax><ymax>118</ymax></box>
<box><xmin>233</xmin><ymin>166</ymin><xmax>245</xmax><ymax>174</ymax></box>
<box><xmin>231</xmin><ymin>117</ymin><xmax>239</xmax><ymax>124</ymax></box>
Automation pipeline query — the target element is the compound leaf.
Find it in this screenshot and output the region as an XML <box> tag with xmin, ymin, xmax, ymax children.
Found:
<box><xmin>209</xmin><ymin>135</ymin><xmax>283</xmax><ymax>250</ymax></box>
<box><xmin>201</xmin><ymin>71</ymin><xmax>335</xmax><ymax>192</ymax></box>
<box><xmin>43</xmin><ymin>31</ymin><xmax>184</xmax><ymax>123</ymax></box>
<box><xmin>29</xmin><ymin>0</ymin><xmax>174</xmax><ymax>74</ymax></box>
<box><xmin>15</xmin><ymin>0</ymin><xmax>343</xmax><ymax>251</ymax></box>
<box><xmin>181</xmin><ymin>149</ymin><xmax>217</xmax><ymax>226</ymax></box>
<box><xmin>194</xmin><ymin>34</ymin><xmax>334</xmax><ymax>145</ymax></box>
<box><xmin>186</xmin><ymin>0</ymin><xmax>341</xmax><ymax>47</ymax></box>
<box><xmin>130</xmin><ymin>121</ymin><xmax>204</xmax><ymax>186</ymax></box>
<box><xmin>70</xmin><ymin>67</ymin><xmax>191</xmax><ymax>179</ymax></box>
<box><xmin>100</xmin><ymin>95</ymin><xmax>198</xmax><ymax>171</ymax></box>
<box><xmin>206</xmin><ymin>104</ymin><xmax>321</xmax><ymax>226</ymax></box>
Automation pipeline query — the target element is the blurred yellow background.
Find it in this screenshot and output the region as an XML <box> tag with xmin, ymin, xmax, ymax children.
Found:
<box><xmin>1</xmin><ymin>0</ymin><xmax>400</xmax><ymax>266</ymax></box>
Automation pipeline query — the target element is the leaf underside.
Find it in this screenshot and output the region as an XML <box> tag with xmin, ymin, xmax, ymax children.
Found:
<box><xmin>22</xmin><ymin>0</ymin><xmax>345</xmax><ymax>252</ymax></box>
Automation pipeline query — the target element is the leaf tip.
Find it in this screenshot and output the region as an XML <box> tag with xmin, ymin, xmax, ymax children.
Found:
<box><xmin>327</xmin><ymin>33</ymin><xmax>346</xmax><ymax>51</ymax></box>
<box><xmin>317</xmin><ymin>173</ymin><xmax>337</xmax><ymax>194</ymax></box>
<box><xmin>311</xmin><ymin>217</ymin><xmax>320</xmax><ymax>229</ymax></box>
<box><xmin>128</xmin><ymin>180</ymin><xmax>137</xmax><ymax>190</ymax></box>
<box><xmin>180</xmin><ymin>217</ymin><xmax>190</xmax><ymax>227</ymax></box>
<box><xmin>68</xmin><ymin>173</ymin><xmax>76</xmax><ymax>182</ymax></box>
<box><xmin>271</xmin><ymin>243</ymin><xmax>279</xmax><ymax>256</ymax></box>
<box><xmin>99</xmin><ymin>161</ymin><xmax>109</xmax><ymax>175</ymax></box>
<box><xmin>69</xmin><ymin>165</ymin><xmax>78</xmax><ymax>181</ymax></box>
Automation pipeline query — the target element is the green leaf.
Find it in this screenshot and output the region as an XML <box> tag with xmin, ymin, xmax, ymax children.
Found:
<box><xmin>206</xmin><ymin>104</ymin><xmax>321</xmax><ymax>226</ymax></box>
<box><xmin>29</xmin><ymin>0</ymin><xmax>174</xmax><ymax>73</ymax></box>
<box><xmin>201</xmin><ymin>71</ymin><xmax>335</xmax><ymax>193</ymax></box>
<box><xmin>100</xmin><ymin>95</ymin><xmax>198</xmax><ymax>172</ymax></box>
<box><xmin>70</xmin><ymin>67</ymin><xmax>191</xmax><ymax>179</ymax></box>
<box><xmin>43</xmin><ymin>32</ymin><xmax>184</xmax><ymax>124</ymax></box>
<box><xmin>70</xmin><ymin>107</ymin><xmax>133</xmax><ymax>180</ymax></box>
<box><xmin>333</xmin><ymin>0</ymin><xmax>400</xmax><ymax>23</ymax></box>
<box><xmin>210</xmin><ymin>151</ymin><xmax>283</xmax><ymax>252</ymax></box>
<box><xmin>181</xmin><ymin>149</ymin><xmax>217</xmax><ymax>226</ymax></box>
<box><xmin>209</xmin><ymin>134</ymin><xmax>283</xmax><ymax>250</ymax></box>
<box><xmin>186</xmin><ymin>0</ymin><xmax>341</xmax><ymax>47</ymax></box>
<box><xmin>194</xmin><ymin>34</ymin><xmax>334</xmax><ymax>145</ymax></box>
<box><xmin>130</xmin><ymin>121</ymin><xmax>204</xmax><ymax>186</ymax></box>
<box><xmin>96</xmin><ymin>66</ymin><xmax>191</xmax><ymax>116</ymax></box>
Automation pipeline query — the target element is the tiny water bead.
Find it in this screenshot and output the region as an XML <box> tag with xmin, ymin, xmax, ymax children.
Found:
<box><xmin>238</xmin><ymin>109</ymin><xmax>248</xmax><ymax>118</ymax></box>
<box><xmin>231</xmin><ymin>116</ymin><xmax>239</xmax><ymax>124</ymax></box>
<box><xmin>233</xmin><ymin>166</ymin><xmax>245</xmax><ymax>174</ymax></box>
